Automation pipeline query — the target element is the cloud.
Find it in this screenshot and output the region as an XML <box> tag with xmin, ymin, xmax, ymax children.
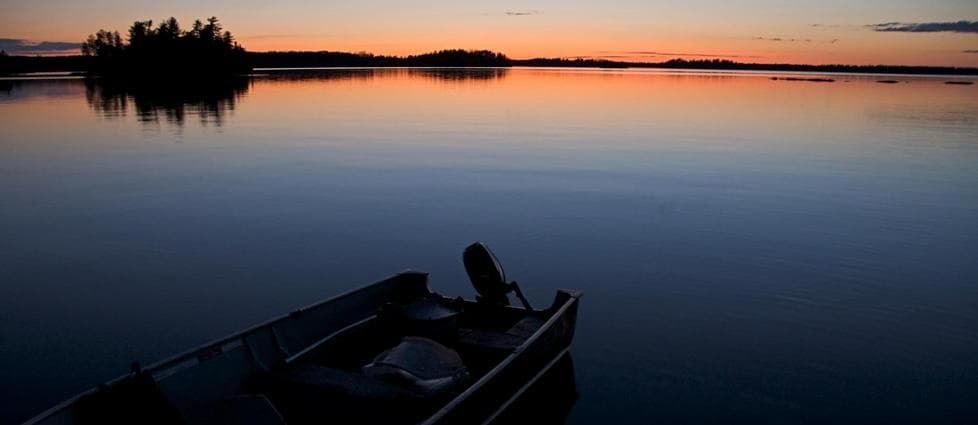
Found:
<box><xmin>0</xmin><ymin>38</ymin><xmax>78</xmax><ymax>55</ymax></box>
<box><xmin>755</xmin><ymin>36</ymin><xmax>827</xmax><ymax>43</ymax></box>
<box><xmin>869</xmin><ymin>21</ymin><xmax>978</xmax><ymax>33</ymax></box>
<box><xmin>754</xmin><ymin>37</ymin><xmax>800</xmax><ymax>43</ymax></box>
<box><xmin>505</xmin><ymin>10</ymin><xmax>540</xmax><ymax>16</ymax></box>
<box><xmin>812</xmin><ymin>23</ymin><xmax>861</xmax><ymax>29</ymax></box>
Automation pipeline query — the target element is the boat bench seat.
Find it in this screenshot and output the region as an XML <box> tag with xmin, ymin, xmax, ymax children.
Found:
<box><xmin>269</xmin><ymin>364</ymin><xmax>424</xmax><ymax>401</ymax></box>
<box><xmin>457</xmin><ymin>315</ymin><xmax>545</xmax><ymax>353</ymax></box>
<box><xmin>507</xmin><ymin>315</ymin><xmax>546</xmax><ymax>338</ymax></box>
<box><xmin>264</xmin><ymin>363</ymin><xmax>447</xmax><ymax>424</ymax></box>
<box><xmin>184</xmin><ymin>394</ymin><xmax>286</xmax><ymax>425</ymax></box>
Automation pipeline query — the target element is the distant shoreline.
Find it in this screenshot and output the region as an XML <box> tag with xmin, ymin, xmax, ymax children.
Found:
<box><xmin>2</xmin><ymin>52</ymin><xmax>977</xmax><ymax>77</ymax></box>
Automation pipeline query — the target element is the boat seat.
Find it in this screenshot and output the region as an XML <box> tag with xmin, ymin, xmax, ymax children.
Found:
<box><xmin>265</xmin><ymin>364</ymin><xmax>438</xmax><ymax>425</ymax></box>
<box><xmin>269</xmin><ymin>337</ymin><xmax>468</xmax><ymax>401</ymax></box>
<box><xmin>458</xmin><ymin>315</ymin><xmax>545</xmax><ymax>352</ymax></box>
<box><xmin>271</xmin><ymin>364</ymin><xmax>424</xmax><ymax>401</ymax></box>
<box><xmin>185</xmin><ymin>394</ymin><xmax>286</xmax><ymax>425</ymax></box>
<box><xmin>362</xmin><ymin>336</ymin><xmax>469</xmax><ymax>397</ymax></box>
<box><xmin>507</xmin><ymin>315</ymin><xmax>545</xmax><ymax>338</ymax></box>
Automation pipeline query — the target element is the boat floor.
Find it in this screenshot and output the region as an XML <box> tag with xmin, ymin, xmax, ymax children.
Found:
<box><xmin>251</xmin><ymin>299</ymin><xmax>547</xmax><ymax>425</ymax></box>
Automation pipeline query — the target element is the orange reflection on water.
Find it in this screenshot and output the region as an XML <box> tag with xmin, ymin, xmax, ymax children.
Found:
<box><xmin>228</xmin><ymin>68</ymin><xmax>977</xmax><ymax>154</ymax></box>
<box><xmin>2</xmin><ymin>69</ymin><xmax>976</xmax><ymax>153</ymax></box>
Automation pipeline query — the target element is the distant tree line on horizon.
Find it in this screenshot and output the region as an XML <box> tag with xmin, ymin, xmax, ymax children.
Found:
<box><xmin>511</xmin><ymin>57</ymin><xmax>978</xmax><ymax>75</ymax></box>
<box><xmin>79</xmin><ymin>16</ymin><xmax>249</xmax><ymax>78</ymax></box>
<box><xmin>3</xmin><ymin>34</ymin><xmax>978</xmax><ymax>76</ymax></box>
<box><xmin>249</xmin><ymin>49</ymin><xmax>511</xmax><ymax>68</ymax></box>
<box><xmin>247</xmin><ymin>51</ymin><xmax>978</xmax><ymax>75</ymax></box>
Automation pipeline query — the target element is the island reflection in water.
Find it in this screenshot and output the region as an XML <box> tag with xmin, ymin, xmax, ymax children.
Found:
<box><xmin>82</xmin><ymin>68</ymin><xmax>510</xmax><ymax>127</ymax></box>
<box><xmin>254</xmin><ymin>67</ymin><xmax>509</xmax><ymax>83</ymax></box>
<box><xmin>84</xmin><ymin>77</ymin><xmax>250</xmax><ymax>126</ymax></box>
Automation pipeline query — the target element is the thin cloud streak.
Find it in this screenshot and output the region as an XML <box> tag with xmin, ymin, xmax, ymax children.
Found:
<box><xmin>869</xmin><ymin>21</ymin><xmax>978</xmax><ymax>33</ymax></box>
<box><xmin>755</xmin><ymin>37</ymin><xmax>814</xmax><ymax>42</ymax></box>
<box><xmin>0</xmin><ymin>38</ymin><xmax>78</xmax><ymax>55</ymax></box>
<box><xmin>505</xmin><ymin>10</ymin><xmax>540</xmax><ymax>16</ymax></box>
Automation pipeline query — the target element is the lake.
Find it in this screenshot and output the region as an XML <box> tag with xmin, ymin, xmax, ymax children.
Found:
<box><xmin>1</xmin><ymin>68</ymin><xmax>977</xmax><ymax>424</ymax></box>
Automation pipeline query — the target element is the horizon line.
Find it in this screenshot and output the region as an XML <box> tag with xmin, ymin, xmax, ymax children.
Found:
<box><xmin>5</xmin><ymin>48</ymin><xmax>978</xmax><ymax>70</ymax></box>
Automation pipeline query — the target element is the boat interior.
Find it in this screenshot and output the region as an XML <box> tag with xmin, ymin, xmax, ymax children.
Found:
<box><xmin>262</xmin><ymin>293</ymin><xmax>549</xmax><ymax>424</ymax></box>
<box><xmin>65</xmin><ymin>243</ymin><xmax>567</xmax><ymax>425</ymax></box>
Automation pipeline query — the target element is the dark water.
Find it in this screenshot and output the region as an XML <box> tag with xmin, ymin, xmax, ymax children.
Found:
<box><xmin>1</xmin><ymin>69</ymin><xmax>977</xmax><ymax>424</ymax></box>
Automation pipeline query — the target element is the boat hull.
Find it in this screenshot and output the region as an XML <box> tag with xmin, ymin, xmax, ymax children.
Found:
<box><xmin>24</xmin><ymin>271</ymin><xmax>581</xmax><ymax>425</ymax></box>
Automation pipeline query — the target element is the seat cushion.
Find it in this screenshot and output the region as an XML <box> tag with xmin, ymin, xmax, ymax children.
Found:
<box><xmin>362</xmin><ymin>336</ymin><xmax>469</xmax><ymax>397</ymax></box>
<box><xmin>273</xmin><ymin>364</ymin><xmax>423</xmax><ymax>401</ymax></box>
<box><xmin>458</xmin><ymin>315</ymin><xmax>545</xmax><ymax>352</ymax></box>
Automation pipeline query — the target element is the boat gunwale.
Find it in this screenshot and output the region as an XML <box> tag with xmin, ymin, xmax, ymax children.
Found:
<box><xmin>420</xmin><ymin>288</ymin><xmax>581</xmax><ymax>425</ymax></box>
<box><xmin>479</xmin><ymin>347</ymin><xmax>572</xmax><ymax>425</ymax></box>
<box><xmin>22</xmin><ymin>270</ymin><xmax>430</xmax><ymax>425</ymax></box>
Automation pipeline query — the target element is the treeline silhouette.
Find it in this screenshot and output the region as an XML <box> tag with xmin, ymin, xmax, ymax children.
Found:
<box><xmin>0</xmin><ymin>51</ymin><xmax>88</xmax><ymax>74</ymax></box>
<box><xmin>244</xmin><ymin>52</ymin><xmax>978</xmax><ymax>75</ymax></box>
<box><xmin>4</xmin><ymin>40</ymin><xmax>978</xmax><ymax>76</ymax></box>
<box><xmin>80</xmin><ymin>16</ymin><xmax>249</xmax><ymax>77</ymax></box>
<box><xmin>513</xmin><ymin>57</ymin><xmax>628</xmax><ymax>68</ymax></box>
<box><xmin>641</xmin><ymin>58</ymin><xmax>978</xmax><ymax>75</ymax></box>
<box><xmin>510</xmin><ymin>57</ymin><xmax>978</xmax><ymax>75</ymax></box>
<box><xmin>249</xmin><ymin>49</ymin><xmax>510</xmax><ymax>68</ymax></box>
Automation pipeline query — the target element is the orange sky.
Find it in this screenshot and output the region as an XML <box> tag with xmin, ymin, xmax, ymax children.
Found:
<box><xmin>2</xmin><ymin>1</ymin><xmax>977</xmax><ymax>66</ymax></box>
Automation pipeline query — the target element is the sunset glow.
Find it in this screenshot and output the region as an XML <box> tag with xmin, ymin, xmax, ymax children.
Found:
<box><xmin>2</xmin><ymin>2</ymin><xmax>977</xmax><ymax>65</ymax></box>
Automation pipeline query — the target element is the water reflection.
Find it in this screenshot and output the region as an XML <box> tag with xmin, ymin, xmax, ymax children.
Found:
<box><xmin>257</xmin><ymin>67</ymin><xmax>509</xmax><ymax>83</ymax></box>
<box><xmin>81</xmin><ymin>68</ymin><xmax>509</xmax><ymax>127</ymax></box>
<box><xmin>4</xmin><ymin>68</ymin><xmax>977</xmax><ymax>424</ymax></box>
<box><xmin>407</xmin><ymin>67</ymin><xmax>509</xmax><ymax>82</ymax></box>
<box><xmin>0</xmin><ymin>78</ymin><xmax>84</xmax><ymax>102</ymax></box>
<box><xmin>84</xmin><ymin>78</ymin><xmax>249</xmax><ymax>126</ymax></box>
<box><xmin>257</xmin><ymin>68</ymin><xmax>383</xmax><ymax>82</ymax></box>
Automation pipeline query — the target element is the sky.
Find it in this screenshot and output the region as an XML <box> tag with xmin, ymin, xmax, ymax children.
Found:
<box><xmin>2</xmin><ymin>0</ymin><xmax>977</xmax><ymax>66</ymax></box>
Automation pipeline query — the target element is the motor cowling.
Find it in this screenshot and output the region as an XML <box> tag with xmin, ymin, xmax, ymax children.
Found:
<box><xmin>463</xmin><ymin>242</ymin><xmax>532</xmax><ymax>309</ymax></box>
<box><xmin>463</xmin><ymin>242</ymin><xmax>509</xmax><ymax>305</ymax></box>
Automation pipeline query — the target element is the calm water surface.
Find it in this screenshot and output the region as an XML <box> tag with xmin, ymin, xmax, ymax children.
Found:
<box><xmin>1</xmin><ymin>69</ymin><xmax>977</xmax><ymax>423</ymax></box>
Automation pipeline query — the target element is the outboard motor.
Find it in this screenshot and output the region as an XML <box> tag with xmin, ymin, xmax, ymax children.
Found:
<box><xmin>463</xmin><ymin>242</ymin><xmax>532</xmax><ymax>310</ymax></box>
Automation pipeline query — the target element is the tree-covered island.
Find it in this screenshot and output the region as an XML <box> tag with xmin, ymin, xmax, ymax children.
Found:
<box><xmin>81</xmin><ymin>17</ymin><xmax>250</xmax><ymax>78</ymax></box>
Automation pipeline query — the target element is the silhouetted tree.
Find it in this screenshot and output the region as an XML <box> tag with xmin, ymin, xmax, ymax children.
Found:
<box><xmin>81</xmin><ymin>16</ymin><xmax>250</xmax><ymax>78</ymax></box>
<box><xmin>127</xmin><ymin>20</ymin><xmax>153</xmax><ymax>48</ymax></box>
<box><xmin>81</xmin><ymin>30</ymin><xmax>124</xmax><ymax>58</ymax></box>
<box><xmin>157</xmin><ymin>17</ymin><xmax>180</xmax><ymax>40</ymax></box>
